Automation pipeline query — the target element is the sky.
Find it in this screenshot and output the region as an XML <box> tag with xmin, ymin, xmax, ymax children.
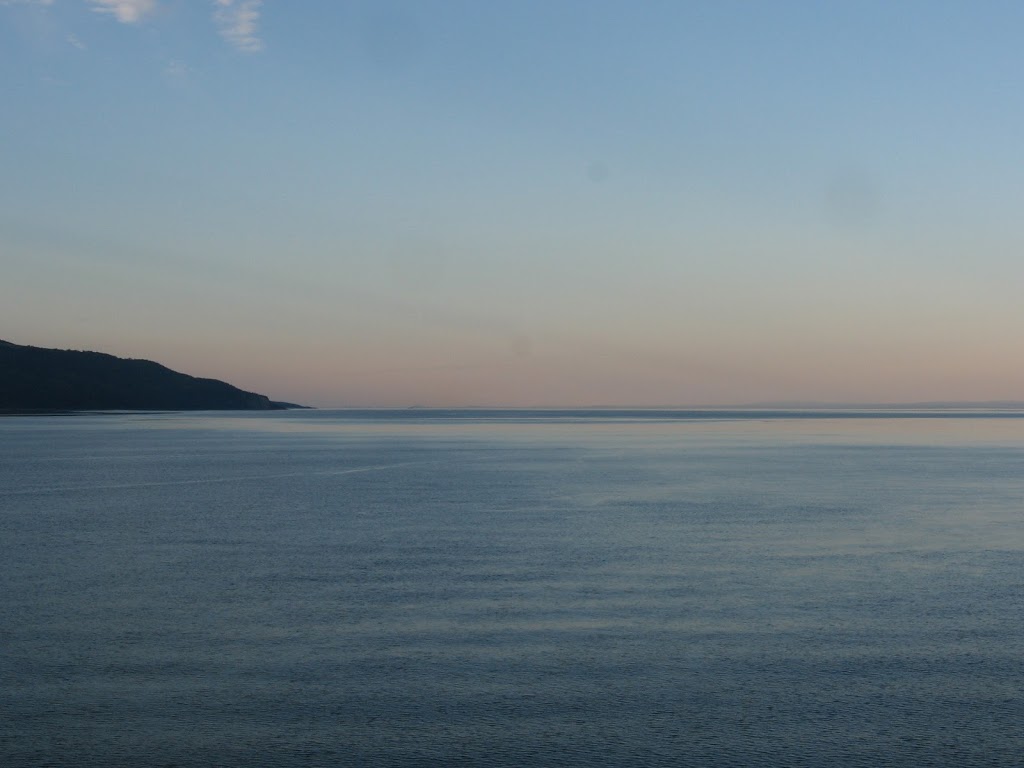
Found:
<box><xmin>4</xmin><ymin>1</ymin><xmax>1024</xmax><ymax>407</ymax></box>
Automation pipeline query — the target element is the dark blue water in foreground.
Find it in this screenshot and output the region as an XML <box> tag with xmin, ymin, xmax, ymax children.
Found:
<box><xmin>3</xmin><ymin>410</ymin><xmax>1024</xmax><ymax>766</ymax></box>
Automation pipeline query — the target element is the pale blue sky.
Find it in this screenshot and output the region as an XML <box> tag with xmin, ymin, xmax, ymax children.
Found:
<box><xmin>4</xmin><ymin>1</ymin><xmax>1024</xmax><ymax>406</ymax></box>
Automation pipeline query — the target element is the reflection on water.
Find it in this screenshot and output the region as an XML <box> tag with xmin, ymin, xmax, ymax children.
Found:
<box><xmin>2</xmin><ymin>411</ymin><xmax>1024</xmax><ymax>766</ymax></box>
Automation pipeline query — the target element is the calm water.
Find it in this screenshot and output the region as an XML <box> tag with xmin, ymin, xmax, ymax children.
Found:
<box><xmin>2</xmin><ymin>410</ymin><xmax>1024</xmax><ymax>767</ymax></box>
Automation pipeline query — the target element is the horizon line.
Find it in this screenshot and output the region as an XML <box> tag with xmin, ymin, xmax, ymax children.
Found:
<box><xmin>308</xmin><ymin>401</ymin><xmax>1024</xmax><ymax>411</ymax></box>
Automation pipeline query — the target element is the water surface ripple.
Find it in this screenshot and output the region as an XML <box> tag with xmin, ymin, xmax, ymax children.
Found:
<box><xmin>2</xmin><ymin>410</ymin><xmax>1023</xmax><ymax>766</ymax></box>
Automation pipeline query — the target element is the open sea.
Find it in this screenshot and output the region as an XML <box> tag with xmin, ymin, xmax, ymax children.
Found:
<box><xmin>2</xmin><ymin>409</ymin><xmax>1024</xmax><ymax>767</ymax></box>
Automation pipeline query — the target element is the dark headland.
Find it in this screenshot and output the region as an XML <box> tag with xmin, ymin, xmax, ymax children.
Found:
<box><xmin>0</xmin><ymin>340</ymin><xmax>305</xmax><ymax>412</ymax></box>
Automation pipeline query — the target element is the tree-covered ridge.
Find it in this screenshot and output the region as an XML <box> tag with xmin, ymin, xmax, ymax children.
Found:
<box><xmin>0</xmin><ymin>340</ymin><xmax>292</xmax><ymax>411</ymax></box>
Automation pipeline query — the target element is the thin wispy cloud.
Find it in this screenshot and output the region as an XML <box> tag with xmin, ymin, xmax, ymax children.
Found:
<box><xmin>162</xmin><ymin>59</ymin><xmax>190</xmax><ymax>86</ymax></box>
<box><xmin>214</xmin><ymin>0</ymin><xmax>263</xmax><ymax>52</ymax></box>
<box><xmin>89</xmin><ymin>0</ymin><xmax>156</xmax><ymax>23</ymax></box>
<box><xmin>5</xmin><ymin>0</ymin><xmax>266</xmax><ymax>54</ymax></box>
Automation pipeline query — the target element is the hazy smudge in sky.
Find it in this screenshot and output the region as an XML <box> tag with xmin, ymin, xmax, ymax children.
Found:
<box><xmin>823</xmin><ymin>170</ymin><xmax>882</xmax><ymax>231</ymax></box>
